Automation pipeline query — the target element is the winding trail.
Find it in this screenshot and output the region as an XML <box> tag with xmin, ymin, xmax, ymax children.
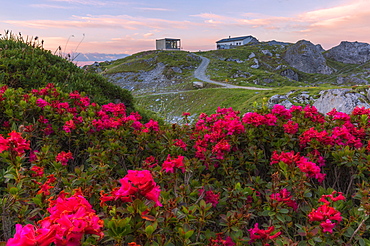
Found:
<box><xmin>193</xmin><ymin>55</ymin><xmax>272</xmax><ymax>90</ymax></box>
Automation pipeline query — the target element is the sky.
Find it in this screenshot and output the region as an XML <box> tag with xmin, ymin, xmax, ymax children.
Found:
<box><xmin>1</xmin><ymin>0</ymin><xmax>370</xmax><ymax>56</ymax></box>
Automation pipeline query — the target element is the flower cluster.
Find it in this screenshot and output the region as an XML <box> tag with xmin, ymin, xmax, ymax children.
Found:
<box><xmin>0</xmin><ymin>131</ymin><xmax>30</xmax><ymax>156</ymax></box>
<box><xmin>270</xmin><ymin>151</ymin><xmax>325</xmax><ymax>182</ymax></box>
<box><xmin>7</xmin><ymin>190</ymin><xmax>104</xmax><ymax>246</ymax></box>
<box><xmin>207</xmin><ymin>233</ymin><xmax>235</xmax><ymax>246</ymax></box>
<box><xmin>55</xmin><ymin>151</ymin><xmax>74</xmax><ymax>166</ymax></box>
<box><xmin>248</xmin><ymin>223</ymin><xmax>281</xmax><ymax>243</ymax></box>
<box><xmin>101</xmin><ymin>170</ymin><xmax>162</xmax><ymax>207</ymax></box>
<box><xmin>162</xmin><ymin>155</ymin><xmax>185</xmax><ymax>173</ymax></box>
<box><xmin>308</xmin><ymin>191</ymin><xmax>345</xmax><ymax>233</ymax></box>
<box><xmin>270</xmin><ymin>188</ymin><xmax>298</xmax><ymax>211</ymax></box>
<box><xmin>199</xmin><ymin>188</ymin><xmax>220</xmax><ymax>207</ymax></box>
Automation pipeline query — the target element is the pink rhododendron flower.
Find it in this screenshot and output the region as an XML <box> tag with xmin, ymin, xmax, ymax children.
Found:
<box><xmin>39</xmin><ymin>189</ymin><xmax>104</xmax><ymax>245</ymax></box>
<box><xmin>63</xmin><ymin>119</ymin><xmax>76</xmax><ymax>133</ymax></box>
<box><xmin>283</xmin><ymin>120</ymin><xmax>299</xmax><ymax>135</ymax></box>
<box><xmin>162</xmin><ymin>155</ymin><xmax>185</xmax><ymax>173</ymax></box>
<box><xmin>242</xmin><ymin>112</ymin><xmax>277</xmax><ymax>126</ymax></box>
<box><xmin>199</xmin><ymin>188</ymin><xmax>220</xmax><ymax>207</ymax></box>
<box><xmin>173</xmin><ymin>139</ymin><xmax>187</xmax><ymax>151</ymax></box>
<box><xmin>55</xmin><ymin>151</ymin><xmax>73</xmax><ymax>166</ymax></box>
<box><xmin>30</xmin><ymin>165</ymin><xmax>44</xmax><ymax>177</ymax></box>
<box><xmin>270</xmin><ymin>188</ymin><xmax>298</xmax><ymax>211</ymax></box>
<box><xmin>320</xmin><ymin>219</ymin><xmax>336</xmax><ymax>233</ymax></box>
<box><xmin>144</xmin><ymin>119</ymin><xmax>159</xmax><ymax>132</ymax></box>
<box><xmin>110</xmin><ymin>170</ymin><xmax>162</xmax><ymax>207</ymax></box>
<box><xmin>272</xmin><ymin>104</ymin><xmax>292</xmax><ymax>119</ymax></box>
<box><xmin>248</xmin><ymin>223</ymin><xmax>281</xmax><ymax>243</ymax></box>
<box><xmin>6</xmin><ymin>224</ymin><xmax>56</xmax><ymax>246</ymax></box>
<box><xmin>182</xmin><ymin>112</ymin><xmax>191</xmax><ymax>116</ymax></box>
<box><xmin>36</xmin><ymin>98</ymin><xmax>49</xmax><ymax>108</ymax></box>
<box><xmin>7</xmin><ymin>131</ymin><xmax>30</xmax><ymax>156</ymax></box>
<box><xmin>36</xmin><ymin>174</ymin><xmax>57</xmax><ymax>196</ymax></box>
<box><xmin>303</xmin><ymin>105</ymin><xmax>325</xmax><ymax>123</ymax></box>
<box><xmin>208</xmin><ymin>233</ymin><xmax>235</xmax><ymax>246</ymax></box>
<box><xmin>212</xmin><ymin>139</ymin><xmax>231</xmax><ymax>160</ymax></box>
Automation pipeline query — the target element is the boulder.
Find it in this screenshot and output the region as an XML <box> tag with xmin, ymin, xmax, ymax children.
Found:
<box><xmin>193</xmin><ymin>81</ymin><xmax>204</xmax><ymax>88</ymax></box>
<box><xmin>268</xmin><ymin>94</ymin><xmax>293</xmax><ymax>109</ymax></box>
<box><xmin>283</xmin><ymin>40</ymin><xmax>333</xmax><ymax>75</ymax></box>
<box><xmin>171</xmin><ymin>67</ymin><xmax>183</xmax><ymax>73</ymax></box>
<box><xmin>324</xmin><ymin>41</ymin><xmax>370</xmax><ymax>64</ymax></box>
<box><xmin>280</xmin><ymin>69</ymin><xmax>299</xmax><ymax>81</ymax></box>
<box><xmin>313</xmin><ymin>88</ymin><xmax>370</xmax><ymax>114</ymax></box>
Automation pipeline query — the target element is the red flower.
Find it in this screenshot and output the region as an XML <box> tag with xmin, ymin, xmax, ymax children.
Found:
<box><xmin>113</xmin><ymin>170</ymin><xmax>162</xmax><ymax>207</ymax></box>
<box><xmin>6</xmin><ymin>224</ymin><xmax>56</xmax><ymax>246</ymax></box>
<box><xmin>272</xmin><ymin>104</ymin><xmax>292</xmax><ymax>119</ymax></box>
<box><xmin>270</xmin><ymin>188</ymin><xmax>298</xmax><ymax>211</ymax></box>
<box><xmin>7</xmin><ymin>131</ymin><xmax>30</xmax><ymax>156</ymax></box>
<box><xmin>308</xmin><ymin>204</ymin><xmax>343</xmax><ymax>223</ymax></box>
<box><xmin>36</xmin><ymin>98</ymin><xmax>49</xmax><ymax>108</ymax></box>
<box><xmin>320</xmin><ymin>219</ymin><xmax>336</xmax><ymax>233</ymax></box>
<box><xmin>173</xmin><ymin>139</ymin><xmax>187</xmax><ymax>151</ymax></box>
<box><xmin>63</xmin><ymin>119</ymin><xmax>76</xmax><ymax>133</ymax></box>
<box><xmin>39</xmin><ymin>189</ymin><xmax>104</xmax><ymax>245</ymax></box>
<box><xmin>182</xmin><ymin>112</ymin><xmax>191</xmax><ymax>116</ymax></box>
<box><xmin>55</xmin><ymin>151</ymin><xmax>73</xmax><ymax>166</ymax></box>
<box><xmin>162</xmin><ymin>155</ymin><xmax>185</xmax><ymax>173</ymax></box>
<box><xmin>0</xmin><ymin>135</ymin><xmax>9</xmax><ymax>152</ymax></box>
<box><xmin>283</xmin><ymin>120</ymin><xmax>299</xmax><ymax>135</ymax></box>
<box><xmin>248</xmin><ymin>223</ymin><xmax>281</xmax><ymax>243</ymax></box>
<box><xmin>30</xmin><ymin>166</ymin><xmax>44</xmax><ymax>177</ymax></box>
<box><xmin>144</xmin><ymin>119</ymin><xmax>159</xmax><ymax>132</ymax></box>
<box><xmin>199</xmin><ymin>188</ymin><xmax>220</xmax><ymax>207</ymax></box>
<box><xmin>318</xmin><ymin>191</ymin><xmax>346</xmax><ymax>205</ymax></box>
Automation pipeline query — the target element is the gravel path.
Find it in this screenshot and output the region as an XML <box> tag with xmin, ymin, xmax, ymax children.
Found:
<box><xmin>193</xmin><ymin>55</ymin><xmax>272</xmax><ymax>90</ymax></box>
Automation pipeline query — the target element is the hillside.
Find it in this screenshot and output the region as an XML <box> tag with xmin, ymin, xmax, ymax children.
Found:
<box><xmin>0</xmin><ymin>33</ymin><xmax>134</xmax><ymax>110</ymax></box>
<box><xmin>87</xmin><ymin>39</ymin><xmax>370</xmax><ymax>122</ymax></box>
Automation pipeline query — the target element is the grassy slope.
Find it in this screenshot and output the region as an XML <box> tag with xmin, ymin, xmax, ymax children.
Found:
<box><xmin>135</xmin><ymin>86</ymin><xmax>340</xmax><ymax>122</ymax></box>
<box><xmin>0</xmin><ymin>33</ymin><xmax>134</xmax><ymax>110</ymax></box>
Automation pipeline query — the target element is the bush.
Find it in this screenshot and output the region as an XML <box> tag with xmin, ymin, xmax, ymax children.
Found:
<box><xmin>1</xmin><ymin>84</ymin><xmax>370</xmax><ymax>245</ymax></box>
<box><xmin>0</xmin><ymin>32</ymin><xmax>134</xmax><ymax>111</ymax></box>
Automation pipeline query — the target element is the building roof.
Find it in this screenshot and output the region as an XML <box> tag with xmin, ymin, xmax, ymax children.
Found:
<box><xmin>156</xmin><ymin>38</ymin><xmax>180</xmax><ymax>41</ymax></box>
<box><xmin>216</xmin><ymin>35</ymin><xmax>253</xmax><ymax>43</ymax></box>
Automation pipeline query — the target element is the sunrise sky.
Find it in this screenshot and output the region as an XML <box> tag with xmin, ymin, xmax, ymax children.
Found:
<box><xmin>1</xmin><ymin>0</ymin><xmax>369</xmax><ymax>56</ymax></box>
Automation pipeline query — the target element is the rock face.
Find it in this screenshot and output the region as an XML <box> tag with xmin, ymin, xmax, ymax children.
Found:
<box><xmin>280</xmin><ymin>69</ymin><xmax>299</xmax><ymax>81</ymax></box>
<box><xmin>313</xmin><ymin>88</ymin><xmax>370</xmax><ymax>114</ymax></box>
<box><xmin>324</xmin><ymin>41</ymin><xmax>370</xmax><ymax>64</ymax></box>
<box><xmin>283</xmin><ymin>40</ymin><xmax>333</xmax><ymax>75</ymax></box>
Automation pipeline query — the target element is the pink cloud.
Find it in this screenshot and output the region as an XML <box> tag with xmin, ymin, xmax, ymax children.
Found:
<box><xmin>5</xmin><ymin>15</ymin><xmax>200</xmax><ymax>30</ymax></box>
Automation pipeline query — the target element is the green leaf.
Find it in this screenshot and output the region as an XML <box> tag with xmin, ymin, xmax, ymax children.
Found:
<box><xmin>145</xmin><ymin>225</ymin><xmax>154</xmax><ymax>236</ymax></box>
<box><xmin>279</xmin><ymin>208</ymin><xmax>289</xmax><ymax>214</ymax></box>
<box><xmin>184</xmin><ymin>230</ymin><xmax>194</xmax><ymax>239</ymax></box>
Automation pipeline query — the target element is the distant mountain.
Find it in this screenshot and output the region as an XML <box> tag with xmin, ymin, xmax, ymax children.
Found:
<box><xmin>73</xmin><ymin>53</ymin><xmax>129</xmax><ymax>62</ymax></box>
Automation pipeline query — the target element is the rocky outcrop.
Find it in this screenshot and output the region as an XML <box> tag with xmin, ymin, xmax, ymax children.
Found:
<box><xmin>313</xmin><ymin>88</ymin><xmax>370</xmax><ymax>114</ymax></box>
<box><xmin>280</xmin><ymin>68</ymin><xmax>299</xmax><ymax>81</ymax></box>
<box><xmin>324</xmin><ymin>41</ymin><xmax>370</xmax><ymax>64</ymax></box>
<box><xmin>105</xmin><ymin>63</ymin><xmax>176</xmax><ymax>92</ymax></box>
<box><xmin>283</xmin><ymin>40</ymin><xmax>333</xmax><ymax>75</ymax></box>
<box><xmin>268</xmin><ymin>94</ymin><xmax>293</xmax><ymax>109</ymax></box>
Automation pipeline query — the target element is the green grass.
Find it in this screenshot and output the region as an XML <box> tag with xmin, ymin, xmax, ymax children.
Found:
<box><xmin>134</xmin><ymin>84</ymin><xmax>346</xmax><ymax>122</ymax></box>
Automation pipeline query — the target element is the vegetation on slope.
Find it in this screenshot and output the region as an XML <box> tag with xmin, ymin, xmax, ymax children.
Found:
<box><xmin>0</xmin><ymin>32</ymin><xmax>134</xmax><ymax>110</ymax></box>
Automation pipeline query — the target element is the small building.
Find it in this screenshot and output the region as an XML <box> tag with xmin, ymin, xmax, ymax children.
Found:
<box><xmin>216</xmin><ymin>35</ymin><xmax>258</xmax><ymax>49</ymax></box>
<box><xmin>156</xmin><ymin>38</ymin><xmax>181</xmax><ymax>50</ymax></box>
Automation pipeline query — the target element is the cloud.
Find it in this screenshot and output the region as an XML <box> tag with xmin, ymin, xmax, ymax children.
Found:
<box><xmin>143</xmin><ymin>33</ymin><xmax>154</xmax><ymax>38</ymax></box>
<box><xmin>5</xmin><ymin>14</ymin><xmax>199</xmax><ymax>30</ymax></box>
<box><xmin>48</xmin><ymin>0</ymin><xmax>108</xmax><ymax>5</ymax></box>
<box><xmin>136</xmin><ymin>7</ymin><xmax>173</xmax><ymax>11</ymax></box>
<box><xmin>30</xmin><ymin>4</ymin><xmax>72</xmax><ymax>9</ymax></box>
